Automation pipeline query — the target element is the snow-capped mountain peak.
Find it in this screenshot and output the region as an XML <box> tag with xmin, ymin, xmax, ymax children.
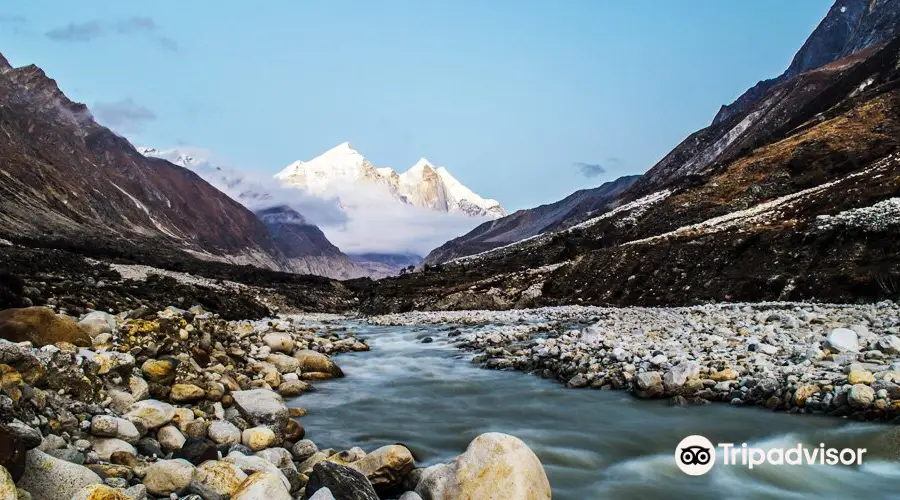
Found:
<box><xmin>276</xmin><ymin>143</ymin><xmax>506</xmax><ymax>218</ymax></box>
<box><xmin>274</xmin><ymin>141</ymin><xmax>378</xmax><ymax>195</ymax></box>
<box><xmin>434</xmin><ymin>165</ymin><xmax>505</xmax><ymax>217</ymax></box>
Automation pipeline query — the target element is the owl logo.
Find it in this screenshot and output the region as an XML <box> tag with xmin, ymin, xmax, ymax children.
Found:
<box><xmin>676</xmin><ymin>435</ymin><xmax>716</xmax><ymax>475</ymax></box>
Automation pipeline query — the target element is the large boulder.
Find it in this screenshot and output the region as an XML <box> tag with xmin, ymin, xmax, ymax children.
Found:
<box><xmin>0</xmin><ymin>307</ymin><xmax>91</xmax><ymax>347</ymax></box>
<box><xmin>416</xmin><ymin>433</ymin><xmax>550</xmax><ymax>500</ymax></box>
<box><xmin>170</xmin><ymin>383</ymin><xmax>206</xmax><ymax>403</ymax></box>
<box><xmin>143</xmin><ymin>459</ymin><xmax>195</xmax><ymax>496</ymax></box>
<box><xmin>231</xmin><ymin>389</ymin><xmax>289</xmax><ymax>437</ymax></box>
<box><xmin>293</xmin><ymin>350</ymin><xmax>344</xmax><ymax>378</ymax></box>
<box><xmin>292</xmin><ymin>440</ymin><xmax>319</xmax><ymax>462</ymax></box>
<box><xmin>306</xmin><ymin>461</ymin><xmax>378</xmax><ymax>500</ymax></box>
<box><xmin>17</xmin><ymin>449</ymin><xmax>102</xmax><ymax>500</ymax></box>
<box><xmin>141</xmin><ymin>359</ymin><xmax>178</xmax><ymax>384</ymax></box>
<box><xmin>189</xmin><ymin>460</ymin><xmax>248</xmax><ymax>500</ymax></box>
<box><xmin>349</xmin><ymin>444</ymin><xmax>415</xmax><ymax>491</ymax></box>
<box><xmin>309</xmin><ymin>487</ymin><xmax>338</xmax><ymax>500</ymax></box>
<box><xmin>158</xmin><ymin>426</ymin><xmax>187</xmax><ymax>453</ymax></box>
<box><xmin>176</xmin><ymin>437</ymin><xmax>219</xmax><ymax>465</ymax></box>
<box><xmin>268</xmin><ymin>353</ymin><xmax>301</xmax><ymax>374</ymax></box>
<box><xmin>848</xmin><ymin>384</ymin><xmax>876</xmax><ymax>408</ymax></box>
<box><xmin>876</xmin><ymin>335</ymin><xmax>900</xmax><ymax>355</ymax></box>
<box><xmin>232</xmin><ymin>471</ymin><xmax>292</xmax><ymax>500</ymax></box>
<box><xmin>663</xmin><ymin>361</ymin><xmax>700</xmax><ymax>389</ymax></box>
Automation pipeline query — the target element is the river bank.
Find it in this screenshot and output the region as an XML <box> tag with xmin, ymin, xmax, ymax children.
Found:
<box><xmin>298</xmin><ymin>320</ymin><xmax>900</xmax><ymax>500</ymax></box>
<box><xmin>370</xmin><ymin>301</ymin><xmax>900</xmax><ymax>421</ymax></box>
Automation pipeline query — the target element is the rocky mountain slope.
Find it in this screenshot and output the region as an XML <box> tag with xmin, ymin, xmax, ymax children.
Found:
<box><xmin>353</xmin><ymin>3</ymin><xmax>900</xmax><ymax>313</ymax></box>
<box><xmin>713</xmin><ymin>0</ymin><xmax>900</xmax><ymax>126</ymax></box>
<box><xmin>0</xmin><ymin>53</ymin><xmax>368</xmax><ymax>280</ymax></box>
<box><xmin>276</xmin><ymin>142</ymin><xmax>506</xmax><ymax>218</ymax></box>
<box><xmin>0</xmin><ymin>54</ymin><xmax>290</xmax><ymax>270</ymax></box>
<box><xmin>255</xmin><ymin>206</ymin><xmax>368</xmax><ymax>279</ymax></box>
<box><xmin>425</xmin><ymin>175</ymin><xmax>639</xmax><ymax>264</ymax></box>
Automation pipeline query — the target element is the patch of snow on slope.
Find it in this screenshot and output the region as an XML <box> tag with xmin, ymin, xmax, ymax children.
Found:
<box><xmin>447</xmin><ymin>190</ymin><xmax>672</xmax><ymax>265</ymax></box>
<box><xmin>816</xmin><ymin>197</ymin><xmax>900</xmax><ymax>232</ymax></box>
<box><xmin>569</xmin><ymin>190</ymin><xmax>673</xmax><ymax>231</ymax></box>
<box><xmin>109</xmin><ymin>182</ymin><xmax>181</xmax><ymax>239</ymax></box>
<box><xmin>624</xmin><ymin>155</ymin><xmax>898</xmax><ymax>246</ymax></box>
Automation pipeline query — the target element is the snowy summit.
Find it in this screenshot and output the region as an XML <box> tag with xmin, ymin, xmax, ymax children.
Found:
<box><xmin>276</xmin><ymin>142</ymin><xmax>506</xmax><ymax>218</ymax></box>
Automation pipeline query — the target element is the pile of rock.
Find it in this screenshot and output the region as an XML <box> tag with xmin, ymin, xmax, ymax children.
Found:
<box><xmin>455</xmin><ymin>302</ymin><xmax>900</xmax><ymax>420</ymax></box>
<box><xmin>0</xmin><ymin>305</ymin><xmax>376</xmax><ymax>499</ymax></box>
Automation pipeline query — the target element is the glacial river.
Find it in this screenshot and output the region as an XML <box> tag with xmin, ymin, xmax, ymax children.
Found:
<box><xmin>294</xmin><ymin>322</ymin><xmax>900</xmax><ymax>499</ymax></box>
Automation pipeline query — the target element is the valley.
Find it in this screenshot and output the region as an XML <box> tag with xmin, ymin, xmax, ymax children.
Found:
<box><xmin>0</xmin><ymin>1</ymin><xmax>899</xmax><ymax>499</ymax></box>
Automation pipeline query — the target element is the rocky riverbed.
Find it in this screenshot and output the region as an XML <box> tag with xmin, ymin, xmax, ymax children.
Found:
<box><xmin>372</xmin><ymin>301</ymin><xmax>900</xmax><ymax>421</ymax></box>
<box><xmin>0</xmin><ymin>305</ymin><xmax>550</xmax><ymax>499</ymax></box>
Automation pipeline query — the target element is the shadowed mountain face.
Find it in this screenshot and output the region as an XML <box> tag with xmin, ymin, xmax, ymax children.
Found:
<box><xmin>424</xmin><ymin>175</ymin><xmax>639</xmax><ymax>264</ymax></box>
<box><xmin>255</xmin><ymin>206</ymin><xmax>367</xmax><ymax>279</ymax></box>
<box><xmin>713</xmin><ymin>0</ymin><xmax>900</xmax><ymax>126</ymax></box>
<box><xmin>0</xmin><ymin>53</ymin><xmax>288</xmax><ymax>268</ymax></box>
<box><xmin>0</xmin><ymin>53</ymin><xmax>368</xmax><ymax>278</ymax></box>
<box><xmin>354</xmin><ymin>7</ymin><xmax>900</xmax><ymax>313</ymax></box>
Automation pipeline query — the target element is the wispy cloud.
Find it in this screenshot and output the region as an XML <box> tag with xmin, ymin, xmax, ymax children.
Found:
<box><xmin>45</xmin><ymin>16</ymin><xmax>179</xmax><ymax>51</ymax></box>
<box><xmin>575</xmin><ymin>161</ymin><xmax>606</xmax><ymax>178</ymax></box>
<box><xmin>575</xmin><ymin>157</ymin><xmax>624</xmax><ymax>178</ymax></box>
<box><xmin>0</xmin><ymin>15</ymin><xmax>29</xmax><ymax>35</ymax></box>
<box><xmin>94</xmin><ymin>98</ymin><xmax>157</xmax><ymax>133</ymax></box>
<box><xmin>46</xmin><ymin>20</ymin><xmax>105</xmax><ymax>42</ymax></box>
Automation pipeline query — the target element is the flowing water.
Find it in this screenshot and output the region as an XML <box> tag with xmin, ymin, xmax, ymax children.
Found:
<box><xmin>295</xmin><ymin>322</ymin><xmax>900</xmax><ymax>499</ymax></box>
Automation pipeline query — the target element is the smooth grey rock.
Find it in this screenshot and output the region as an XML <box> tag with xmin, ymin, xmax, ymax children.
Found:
<box><xmin>208</xmin><ymin>420</ymin><xmax>242</xmax><ymax>446</ymax></box>
<box><xmin>17</xmin><ymin>449</ymin><xmax>102</xmax><ymax>500</ymax></box>
<box><xmin>292</xmin><ymin>439</ymin><xmax>319</xmax><ymax>462</ymax></box>
<box><xmin>143</xmin><ymin>459</ymin><xmax>195</xmax><ymax>496</ymax></box>
<box><xmin>231</xmin><ymin>389</ymin><xmax>289</xmax><ymax>437</ymax></box>
<box><xmin>825</xmin><ymin>328</ymin><xmax>860</xmax><ymax>353</ymax></box>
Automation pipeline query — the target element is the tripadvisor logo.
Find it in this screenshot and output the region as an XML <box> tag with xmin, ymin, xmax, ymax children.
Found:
<box><xmin>676</xmin><ymin>435</ymin><xmax>716</xmax><ymax>475</ymax></box>
<box><xmin>675</xmin><ymin>435</ymin><xmax>867</xmax><ymax>475</ymax></box>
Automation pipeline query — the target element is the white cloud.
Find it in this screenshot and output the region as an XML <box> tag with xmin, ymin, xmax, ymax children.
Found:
<box><xmin>315</xmin><ymin>182</ymin><xmax>490</xmax><ymax>255</ymax></box>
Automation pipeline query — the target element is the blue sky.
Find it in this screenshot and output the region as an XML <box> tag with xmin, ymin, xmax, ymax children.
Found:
<box><xmin>1</xmin><ymin>1</ymin><xmax>831</xmax><ymax>211</ymax></box>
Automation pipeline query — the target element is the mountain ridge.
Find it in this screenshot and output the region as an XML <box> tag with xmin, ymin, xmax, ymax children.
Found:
<box><xmin>713</xmin><ymin>0</ymin><xmax>900</xmax><ymax>126</ymax></box>
<box><xmin>424</xmin><ymin>175</ymin><xmax>640</xmax><ymax>264</ymax></box>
